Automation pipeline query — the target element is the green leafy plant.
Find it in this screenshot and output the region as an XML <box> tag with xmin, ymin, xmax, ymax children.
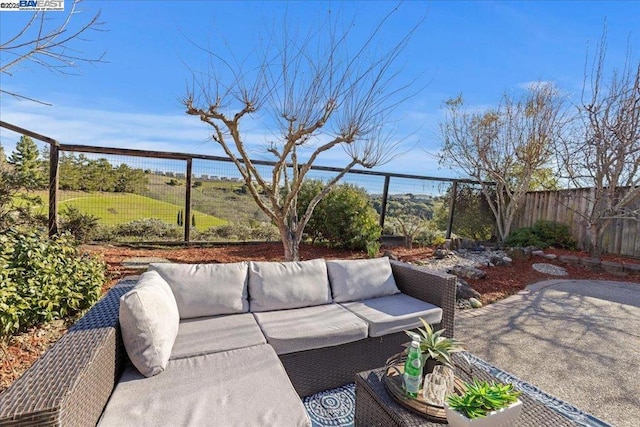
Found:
<box><xmin>59</xmin><ymin>205</ymin><xmax>100</xmax><ymax>243</ymax></box>
<box><xmin>297</xmin><ymin>180</ymin><xmax>381</xmax><ymax>251</ymax></box>
<box><xmin>405</xmin><ymin>318</ymin><xmax>466</xmax><ymax>368</ymax></box>
<box><xmin>0</xmin><ymin>230</ymin><xmax>106</xmax><ymax>337</ymax></box>
<box><xmin>446</xmin><ymin>380</ymin><xmax>521</xmax><ymax>419</ymax></box>
<box><xmin>505</xmin><ymin>220</ymin><xmax>575</xmax><ymax>249</ymax></box>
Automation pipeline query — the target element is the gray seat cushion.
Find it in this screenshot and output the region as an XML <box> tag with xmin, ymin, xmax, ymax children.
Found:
<box><xmin>99</xmin><ymin>344</ymin><xmax>310</xmax><ymax>427</ymax></box>
<box><xmin>249</xmin><ymin>259</ymin><xmax>331</xmax><ymax>312</ymax></box>
<box><xmin>170</xmin><ymin>313</ymin><xmax>266</xmax><ymax>360</ymax></box>
<box><xmin>149</xmin><ymin>262</ymin><xmax>249</xmax><ymax>319</ymax></box>
<box><xmin>340</xmin><ymin>293</ymin><xmax>443</xmax><ymax>338</ymax></box>
<box><xmin>253</xmin><ymin>304</ymin><xmax>368</xmax><ymax>355</ymax></box>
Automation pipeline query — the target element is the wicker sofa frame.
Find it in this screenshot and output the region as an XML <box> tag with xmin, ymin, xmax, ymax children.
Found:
<box><xmin>0</xmin><ymin>261</ymin><xmax>456</xmax><ymax>426</ymax></box>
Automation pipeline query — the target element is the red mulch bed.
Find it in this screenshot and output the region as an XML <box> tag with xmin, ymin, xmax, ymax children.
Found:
<box><xmin>1</xmin><ymin>243</ymin><xmax>638</xmax><ymax>393</ymax></box>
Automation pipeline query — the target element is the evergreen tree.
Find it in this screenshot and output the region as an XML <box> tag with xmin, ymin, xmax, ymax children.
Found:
<box><xmin>8</xmin><ymin>135</ymin><xmax>46</xmax><ymax>190</ymax></box>
<box><xmin>191</xmin><ymin>214</ymin><xmax>196</xmax><ymax>227</ymax></box>
<box><xmin>0</xmin><ymin>142</ymin><xmax>6</xmax><ymax>171</ymax></box>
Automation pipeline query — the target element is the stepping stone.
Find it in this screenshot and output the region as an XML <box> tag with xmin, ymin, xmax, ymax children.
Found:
<box><xmin>532</xmin><ymin>263</ymin><xmax>568</xmax><ymax>276</ymax></box>
<box><xmin>121</xmin><ymin>257</ymin><xmax>171</xmax><ymax>270</ymax></box>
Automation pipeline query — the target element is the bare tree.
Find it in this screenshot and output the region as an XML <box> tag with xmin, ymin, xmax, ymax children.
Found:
<box><xmin>183</xmin><ymin>6</ymin><xmax>421</xmax><ymax>261</ymax></box>
<box><xmin>438</xmin><ymin>83</ymin><xmax>565</xmax><ymax>242</ymax></box>
<box><xmin>555</xmin><ymin>29</ymin><xmax>640</xmax><ymax>258</ymax></box>
<box><xmin>0</xmin><ymin>0</ymin><xmax>105</xmax><ymax>105</ymax></box>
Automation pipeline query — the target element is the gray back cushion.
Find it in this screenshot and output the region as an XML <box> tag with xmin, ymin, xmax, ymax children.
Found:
<box><xmin>119</xmin><ymin>271</ymin><xmax>180</xmax><ymax>377</ymax></box>
<box><xmin>327</xmin><ymin>257</ymin><xmax>400</xmax><ymax>302</ymax></box>
<box><xmin>148</xmin><ymin>262</ymin><xmax>248</xmax><ymax>319</ymax></box>
<box><xmin>248</xmin><ymin>259</ymin><xmax>331</xmax><ymax>312</ymax></box>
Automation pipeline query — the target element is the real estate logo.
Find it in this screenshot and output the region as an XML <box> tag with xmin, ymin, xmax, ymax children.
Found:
<box><xmin>0</xmin><ymin>0</ymin><xmax>64</xmax><ymax>11</ymax></box>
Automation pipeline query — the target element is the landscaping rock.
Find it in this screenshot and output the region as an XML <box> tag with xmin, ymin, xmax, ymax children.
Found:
<box><xmin>434</xmin><ymin>248</ymin><xmax>447</xmax><ymax>259</ymax></box>
<box><xmin>544</xmin><ymin>254</ymin><xmax>557</xmax><ymax>260</ymax></box>
<box><xmin>490</xmin><ymin>255</ymin><xmax>506</xmax><ymax>266</ymax></box>
<box><xmin>502</xmin><ymin>256</ymin><xmax>513</xmax><ymax>265</ymax></box>
<box><xmin>580</xmin><ymin>257</ymin><xmax>601</xmax><ymax>270</ymax></box>
<box><xmin>532</xmin><ymin>263</ymin><xmax>568</xmax><ymax>276</ymax></box>
<box><xmin>456</xmin><ymin>279</ymin><xmax>482</xmax><ymax>300</ymax></box>
<box><xmin>469</xmin><ymin>298</ymin><xmax>483</xmax><ymax>308</ymax></box>
<box><xmin>600</xmin><ymin>261</ymin><xmax>624</xmax><ymax>274</ymax></box>
<box><xmin>383</xmin><ymin>251</ymin><xmax>399</xmax><ymax>261</ymax></box>
<box><xmin>558</xmin><ymin>255</ymin><xmax>580</xmax><ymax>265</ymax></box>
<box><xmin>457</xmin><ymin>299</ymin><xmax>472</xmax><ymax>309</ymax></box>
<box><xmin>505</xmin><ymin>247</ymin><xmax>531</xmax><ymax>261</ymax></box>
<box><xmin>532</xmin><ymin>250</ymin><xmax>546</xmax><ymax>257</ymax></box>
<box><xmin>448</xmin><ymin>265</ymin><xmax>487</xmax><ymax>280</ymax></box>
<box><xmin>623</xmin><ymin>263</ymin><xmax>640</xmax><ymax>275</ymax></box>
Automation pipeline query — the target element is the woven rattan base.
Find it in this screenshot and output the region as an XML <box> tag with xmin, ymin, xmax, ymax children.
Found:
<box><xmin>355</xmin><ymin>358</ymin><xmax>577</xmax><ymax>426</ymax></box>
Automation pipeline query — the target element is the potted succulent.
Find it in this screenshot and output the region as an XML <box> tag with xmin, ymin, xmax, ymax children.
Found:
<box><xmin>405</xmin><ymin>318</ymin><xmax>467</xmax><ymax>373</ymax></box>
<box><xmin>444</xmin><ymin>380</ymin><xmax>522</xmax><ymax>427</ymax></box>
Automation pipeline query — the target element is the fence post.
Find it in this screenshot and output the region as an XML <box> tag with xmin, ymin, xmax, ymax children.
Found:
<box><xmin>48</xmin><ymin>143</ymin><xmax>59</xmax><ymax>237</ymax></box>
<box><xmin>379</xmin><ymin>175</ymin><xmax>391</xmax><ymax>229</ymax></box>
<box><xmin>184</xmin><ymin>158</ymin><xmax>192</xmax><ymax>243</ymax></box>
<box><xmin>445</xmin><ymin>180</ymin><xmax>458</xmax><ymax>239</ymax></box>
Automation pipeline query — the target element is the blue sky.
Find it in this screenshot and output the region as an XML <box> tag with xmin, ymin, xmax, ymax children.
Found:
<box><xmin>1</xmin><ymin>0</ymin><xmax>638</xmax><ymax>179</ymax></box>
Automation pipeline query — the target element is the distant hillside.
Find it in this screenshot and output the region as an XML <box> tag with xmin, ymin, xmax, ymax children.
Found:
<box><xmin>32</xmin><ymin>190</ymin><xmax>226</xmax><ymax>228</ymax></box>
<box><xmin>140</xmin><ymin>174</ymin><xmax>270</xmax><ymax>223</ymax></box>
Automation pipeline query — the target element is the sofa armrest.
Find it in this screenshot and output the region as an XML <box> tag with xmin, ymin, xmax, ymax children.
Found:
<box><xmin>390</xmin><ymin>261</ymin><xmax>456</xmax><ymax>338</ymax></box>
<box><xmin>0</xmin><ymin>279</ymin><xmax>135</xmax><ymax>427</ymax></box>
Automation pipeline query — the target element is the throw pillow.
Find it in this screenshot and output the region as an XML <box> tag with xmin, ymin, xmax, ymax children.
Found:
<box><xmin>327</xmin><ymin>257</ymin><xmax>400</xmax><ymax>303</ymax></box>
<box><xmin>119</xmin><ymin>270</ymin><xmax>180</xmax><ymax>377</ymax></box>
<box><xmin>248</xmin><ymin>259</ymin><xmax>331</xmax><ymax>312</ymax></box>
<box><xmin>148</xmin><ymin>262</ymin><xmax>249</xmax><ymax>319</ymax></box>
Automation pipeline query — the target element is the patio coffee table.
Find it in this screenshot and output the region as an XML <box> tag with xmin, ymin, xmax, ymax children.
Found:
<box><xmin>355</xmin><ymin>353</ymin><xmax>580</xmax><ymax>426</ymax></box>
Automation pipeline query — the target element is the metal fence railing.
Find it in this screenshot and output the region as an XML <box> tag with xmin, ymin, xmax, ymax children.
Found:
<box><xmin>0</xmin><ymin>120</ymin><xmax>491</xmax><ymax>245</ymax></box>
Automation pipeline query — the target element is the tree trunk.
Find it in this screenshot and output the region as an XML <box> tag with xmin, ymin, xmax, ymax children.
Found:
<box><xmin>279</xmin><ymin>226</ymin><xmax>300</xmax><ymax>261</ymax></box>
<box><xmin>587</xmin><ymin>222</ymin><xmax>603</xmax><ymax>259</ymax></box>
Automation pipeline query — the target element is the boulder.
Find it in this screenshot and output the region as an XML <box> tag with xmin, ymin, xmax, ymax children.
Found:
<box><xmin>448</xmin><ymin>265</ymin><xmax>487</xmax><ymax>280</ymax></box>
<box><xmin>456</xmin><ymin>279</ymin><xmax>482</xmax><ymax>300</ymax></box>
<box><xmin>505</xmin><ymin>247</ymin><xmax>531</xmax><ymax>261</ymax></box>
<box><xmin>434</xmin><ymin>248</ymin><xmax>447</xmax><ymax>259</ymax></box>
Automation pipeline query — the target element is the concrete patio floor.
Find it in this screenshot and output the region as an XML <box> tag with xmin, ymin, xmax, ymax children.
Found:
<box><xmin>455</xmin><ymin>279</ymin><xmax>640</xmax><ymax>427</ymax></box>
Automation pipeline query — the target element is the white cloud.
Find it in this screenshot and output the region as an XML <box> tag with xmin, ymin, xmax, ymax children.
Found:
<box><xmin>0</xmin><ymin>96</ymin><xmax>459</xmax><ymax>182</ymax></box>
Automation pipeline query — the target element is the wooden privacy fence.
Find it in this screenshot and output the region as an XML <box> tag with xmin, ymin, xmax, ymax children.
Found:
<box><xmin>514</xmin><ymin>187</ymin><xmax>640</xmax><ymax>258</ymax></box>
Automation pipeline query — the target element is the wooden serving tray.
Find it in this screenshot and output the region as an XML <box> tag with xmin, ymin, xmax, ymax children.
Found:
<box><xmin>383</xmin><ymin>353</ymin><xmax>466</xmax><ymax>423</ymax></box>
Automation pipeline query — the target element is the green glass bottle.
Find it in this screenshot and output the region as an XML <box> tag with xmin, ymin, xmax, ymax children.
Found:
<box><xmin>403</xmin><ymin>340</ymin><xmax>423</xmax><ymax>398</ymax></box>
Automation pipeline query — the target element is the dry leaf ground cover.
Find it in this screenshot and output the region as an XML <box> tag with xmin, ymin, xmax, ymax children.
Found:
<box><xmin>1</xmin><ymin>243</ymin><xmax>638</xmax><ymax>393</ymax></box>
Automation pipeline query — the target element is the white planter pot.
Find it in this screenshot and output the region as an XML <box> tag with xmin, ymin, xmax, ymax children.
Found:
<box><xmin>444</xmin><ymin>400</ymin><xmax>523</xmax><ymax>427</ymax></box>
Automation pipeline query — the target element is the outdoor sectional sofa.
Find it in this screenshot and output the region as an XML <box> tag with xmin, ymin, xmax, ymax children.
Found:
<box><xmin>0</xmin><ymin>257</ymin><xmax>456</xmax><ymax>427</ymax></box>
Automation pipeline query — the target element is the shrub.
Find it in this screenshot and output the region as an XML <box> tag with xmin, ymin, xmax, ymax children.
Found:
<box><xmin>0</xmin><ymin>230</ymin><xmax>106</xmax><ymax>337</ymax></box>
<box><xmin>504</xmin><ymin>227</ymin><xmax>546</xmax><ymax>248</ymax></box>
<box><xmin>505</xmin><ymin>220</ymin><xmax>575</xmax><ymax>249</ymax></box>
<box><xmin>59</xmin><ymin>205</ymin><xmax>100</xmax><ymax>243</ymax></box>
<box><xmin>115</xmin><ymin>218</ymin><xmax>182</xmax><ymax>240</ymax></box>
<box><xmin>298</xmin><ymin>181</ymin><xmax>381</xmax><ymax>251</ymax></box>
<box><xmin>413</xmin><ymin>227</ymin><xmax>447</xmax><ymax>247</ymax></box>
<box><xmin>532</xmin><ymin>220</ymin><xmax>575</xmax><ymax>249</ymax></box>
<box><xmin>199</xmin><ymin>222</ymin><xmax>279</xmax><ymax>242</ymax></box>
